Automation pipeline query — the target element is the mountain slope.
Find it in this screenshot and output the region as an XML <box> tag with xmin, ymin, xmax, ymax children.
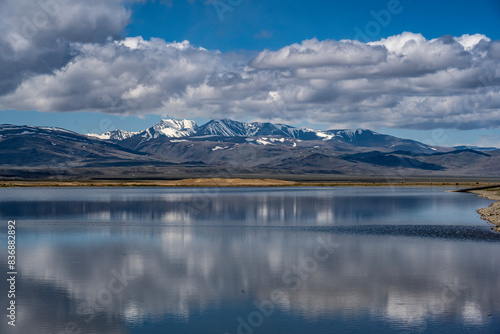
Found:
<box><xmin>0</xmin><ymin>125</ymin><xmax>151</xmax><ymax>167</ymax></box>
<box><xmin>194</xmin><ymin>119</ymin><xmax>326</xmax><ymax>140</ymax></box>
<box><xmin>341</xmin><ymin>151</ymin><xmax>445</xmax><ymax>170</ymax></box>
<box><xmin>326</xmin><ymin>129</ymin><xmax>436</xmax><ymax>153</ymax></box>
<box><xmin>195</xmin><ymin>119</ymin><xmax>253</xmax><ymax>137</ymax></box>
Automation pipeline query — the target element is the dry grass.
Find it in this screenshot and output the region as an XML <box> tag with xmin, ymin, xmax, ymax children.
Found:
<box><xmin>0</xmin><ymin>179</ymin><xmax>497</xmax><ymax>188</ymax></box>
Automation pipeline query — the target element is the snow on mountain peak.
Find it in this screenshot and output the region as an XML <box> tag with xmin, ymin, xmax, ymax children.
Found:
<box><xmin>86</xmin><ymin>119</ymin><xmax>413</xmax><ymax>149</ymax></box>
<box><xmin>157</xmin><ymin>119</ymin><xmax>197</xmax><ymax>130</ymax></box>
<box><xmin>143</xmin><ymin>119</ymin><xmax>199</xmax><ymax>139</ymax></box>
<box><xmin>86</xmin><ymin>119</ymin><xmax>199</xmax><ymax>141</ymax></box>
<box><xmin>87</xmin><ymin>129</ymin><xmax>139</xmax><ymax>141</ymax></box>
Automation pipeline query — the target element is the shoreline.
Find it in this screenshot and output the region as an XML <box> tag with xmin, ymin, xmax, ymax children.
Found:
<box><xmin>469</xmin><ymin>188</ymin><xmax>500</xmax><ymax>232</ymax></box>
<box><xmin>0</xmin><ymin>178</ymin><xmax>499</xmax><ymax>188</ymax></box>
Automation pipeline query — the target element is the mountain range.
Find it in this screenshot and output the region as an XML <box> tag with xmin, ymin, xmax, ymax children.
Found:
<box><xmin>1</xmin><ymin>119</ymin><xmax>499</xmax><ymax>180</ymax></box>
<box><xmin>88</xmin><ymin>118</ymin><xmax>439</xmax><ymax>152</ymax></box>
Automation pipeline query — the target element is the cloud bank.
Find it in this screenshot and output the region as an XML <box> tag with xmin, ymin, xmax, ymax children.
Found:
<box><xmin>0</xmin><ymin>1</ymin><xmax>499</xmax><ymax>130</ymax></box>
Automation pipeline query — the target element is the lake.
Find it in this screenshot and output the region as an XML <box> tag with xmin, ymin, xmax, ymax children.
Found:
<box><xmin>1</xmin><ymin>187</ymin><xmax>499</xmax><ymax>334</ymax></box>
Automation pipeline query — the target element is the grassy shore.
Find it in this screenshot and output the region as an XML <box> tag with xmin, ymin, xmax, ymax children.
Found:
<box><xmin>0</xmin><ymin>178</ymin><xmax>498</xmax><ymax>188</ymax></box>
<box><xmin>469</xmin><ymin>188</ymin><xmax>500</xmax><ymax>232</ymax></box>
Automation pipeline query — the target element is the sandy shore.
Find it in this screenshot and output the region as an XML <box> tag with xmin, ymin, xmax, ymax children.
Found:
<box><xmin>470</xmin><ymin>188</ymin><xmax>500</xmax><ymax>232</ymax></box>
<box><xmin>0</xmin><ymin>178</ymin><xmax>498</xmax><ymax>188</ymax></box>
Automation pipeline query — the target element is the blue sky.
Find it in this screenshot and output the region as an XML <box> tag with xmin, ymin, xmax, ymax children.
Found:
<box><xmin>1</xmin><ymin>0</ymin><xmax>500</xmax><ymax>147</ymax></box>
<box><xmin>127</xmin><ymin>0</ymin><xmax>500</xmax><ymax>51</ymax></box>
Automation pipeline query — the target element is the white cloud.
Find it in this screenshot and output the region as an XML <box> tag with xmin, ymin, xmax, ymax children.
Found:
<box><xmin>454</xmin><ymin>33</ymin><xmax>491</xmax><ymax>51</ymax></box>
<box><xmin>0</xmin><ymin>37</ymin><xmax>222</xmax><ymax>114</ymax></box>
<box><xmin>250</xmin><ymin>38</ymin><xmax>387</xmax><ymax>68</ymax></box>
<box><xmin>0</xmin><ymin>1</ymin><xmax>499</xmax><ymax>132</ymax></box>
<box><xmin>0</xmin><ymin>0</ymin><xmax>132</xmax><ymax>94</ymax></box>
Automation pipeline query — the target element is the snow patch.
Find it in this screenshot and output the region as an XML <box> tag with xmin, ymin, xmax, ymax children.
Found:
<box><xmin>87</xmin><ymin>129</ymin><xmax>139</xmax><ymax>141</ymax></box>
<box><xmin>38</xmin><ymin>126</ymin><xmax>74</xmax><ymax>134</ymax></box>
<box><xmin>256</xmin><ymin>139</ymin><xmax>273</xmax><ymax>146</ymax></box>
<box><xmin>212</xmin><ymin>146</ymin><xmax>228</xmax><ymax>151</ymax></box>
<box><xmin>316</xmin><ymin>132</ymin><xmax>334</xmax><ymax>140</ymax></box>
<box><xmin>87</xmin><ymin>133</ymin><xmax>111</xmax><ymax>140</ymax></box>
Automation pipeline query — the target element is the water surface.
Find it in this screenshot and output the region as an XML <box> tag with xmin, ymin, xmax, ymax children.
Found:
<box><xmin>0</xmin><ymin>187</ymin><xmax>499</xmax><ymax>333</ymax></box>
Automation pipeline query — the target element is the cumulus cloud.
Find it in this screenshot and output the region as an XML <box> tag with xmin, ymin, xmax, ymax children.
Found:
<box><xmin>0</xmin><ymin>2</ymin><xmax>499</xmax><ymax>131</ymax></box>
<box><xmin>250</xmin><ymin>38</ymin><xmax>388</xmax><ymax>68</ymax></box>
<box><xmin>0</xmin><ymin>37</ymin><xmax>223</xmax><ymax>113</ymax></box>
<box><xmin>0</xmin><ymin>0</ymin><xmax>132</xmax><ymax>94</ymax></box>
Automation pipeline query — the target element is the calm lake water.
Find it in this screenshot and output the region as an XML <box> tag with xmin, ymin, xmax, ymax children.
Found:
<box><xmin>1</xmin><ymin>187</ymin><xmax>499</xmax><ymax>334</ymax></box>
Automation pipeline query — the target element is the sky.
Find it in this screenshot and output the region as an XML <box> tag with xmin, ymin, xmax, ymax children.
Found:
<box><xmin>0</xmin><ymin>0</ymin><xmax>500</xmax><ymax>147</ymax></box>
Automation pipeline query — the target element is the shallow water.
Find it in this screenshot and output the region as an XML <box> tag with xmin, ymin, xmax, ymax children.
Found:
<box><xmin>1</xmin><ymin>187</ymin><xmax>499</xmax><ymax>333</ymax></box>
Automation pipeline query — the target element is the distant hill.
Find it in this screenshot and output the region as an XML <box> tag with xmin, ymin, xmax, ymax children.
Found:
<box><xmin>0</xmin><ymin>120</ymin><xmax>498</xmax><ymax>180</ymax></box>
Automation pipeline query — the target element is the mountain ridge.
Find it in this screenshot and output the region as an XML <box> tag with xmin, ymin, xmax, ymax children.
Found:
<box><xmin>1</xmin><ymin>122</ymin><xmax>499</xmax><ymax>180</ymax></box>
<box><xmin>86</xmin><ymin>118</ymin><xmax>444</xmax><ymax>154</ymax></box>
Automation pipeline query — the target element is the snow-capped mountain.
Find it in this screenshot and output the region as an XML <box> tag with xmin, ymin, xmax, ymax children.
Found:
<box><xmin>87</xmin><ymin>119</ymin><xmax>199</xmax><ymax>142</ymax></box>
<box><xmin>195</xmin><ymin>119</ymin><xmax>291</xmax><ymax>137</ymax></box>
<box><xmin>195</xmin><ymin>119</ymin><xmax>332</xmax><ymax>140</ymax></box>
<box><xmin>85</xmin><ymin>118</ymin><xmax>441</xmax><ymax>153</ymax></box>
<box><xmin>88</xmin><ymin>118</ymin><xmax>329</xmax><ymax>141</ymax></box>
<box><xmin>142</xmin><ymin>119</ymin><xmax>198</xmax><ymax>139</ymax></box>
<box><xmin>87</xmin><ymin>129</ymin><xmax>139</xmax><ymax>141</ymax></box>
